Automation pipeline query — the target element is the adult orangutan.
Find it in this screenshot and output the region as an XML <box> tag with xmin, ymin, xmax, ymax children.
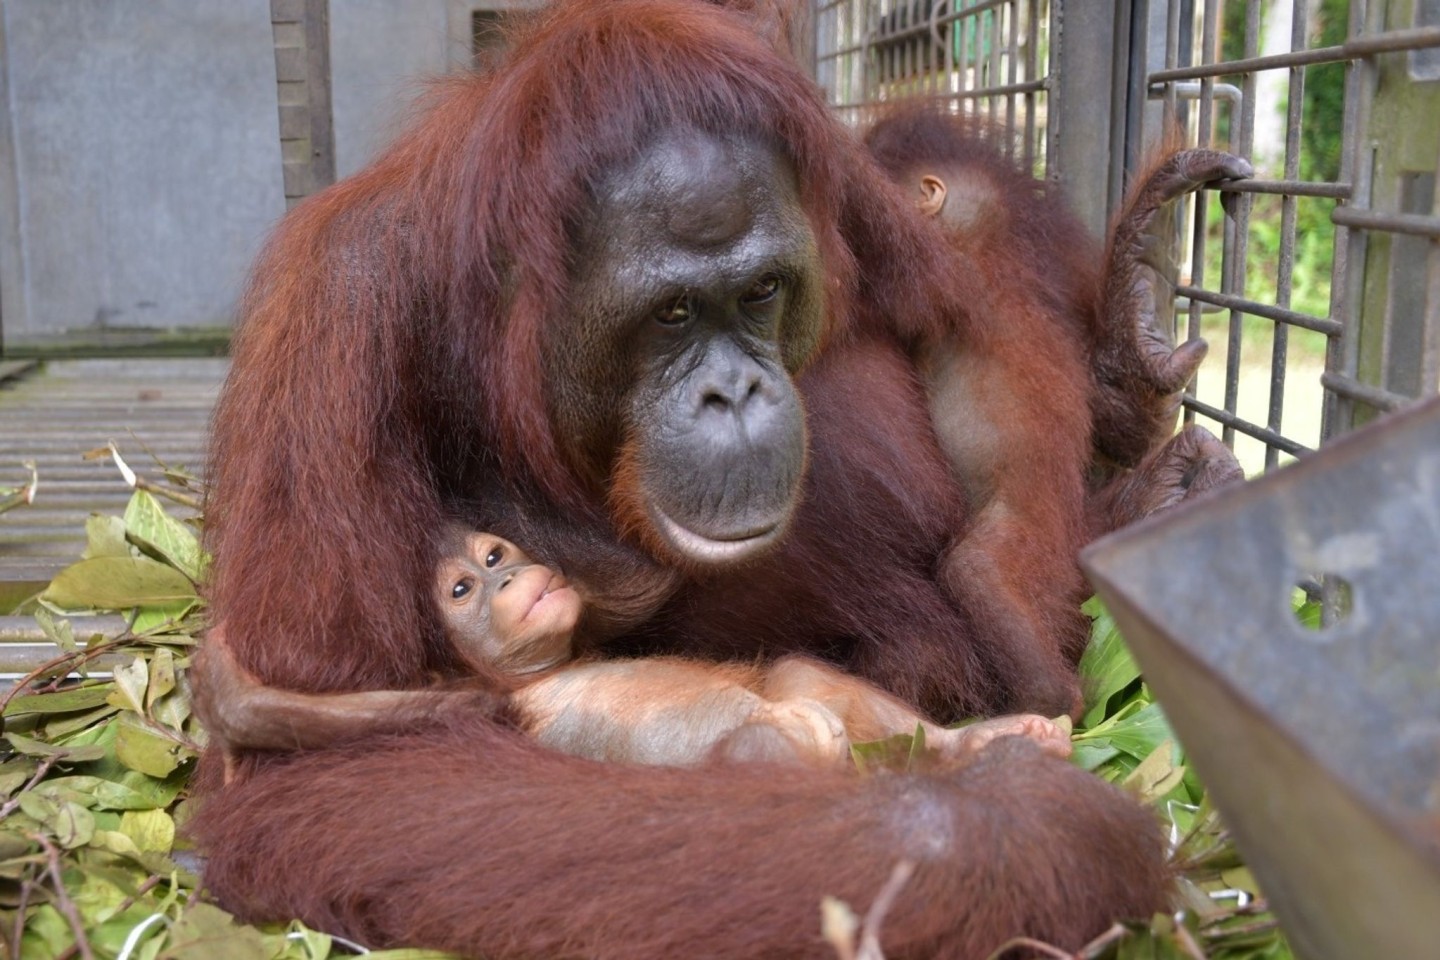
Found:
<box><xmin>192</xmin><ymin>1</ymin><xmax>1175</xmax><ymax>956</ymax></box>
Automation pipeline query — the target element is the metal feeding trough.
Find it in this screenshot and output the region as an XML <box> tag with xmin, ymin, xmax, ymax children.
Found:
<box><xmin>1081</xmin><ymin>395</ymin><xmax>1440</xmax><ymax>960</ymax></box>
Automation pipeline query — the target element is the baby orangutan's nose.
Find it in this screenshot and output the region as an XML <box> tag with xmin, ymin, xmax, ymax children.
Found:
<box><xmin>498</xmin><ymin>574</ymin><xmax>514</xmax><ymax>591</ymax></box>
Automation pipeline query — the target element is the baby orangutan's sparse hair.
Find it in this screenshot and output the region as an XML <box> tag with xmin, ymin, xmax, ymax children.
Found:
<box><xmin>194</xmin><ymin>525</ymin><xmax>1072</xmax><ymax>773</ymax></box>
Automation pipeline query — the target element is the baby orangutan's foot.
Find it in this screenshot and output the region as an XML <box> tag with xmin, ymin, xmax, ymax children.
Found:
<box><xmin>712</xmin><ymin>699</ymin><xmax>850</xmax><ymax>767</ymax></box>
<box><xmin>932</xmin><ymin>714</ymin><xmax>1073</xmax><ymax>762</ymax></box>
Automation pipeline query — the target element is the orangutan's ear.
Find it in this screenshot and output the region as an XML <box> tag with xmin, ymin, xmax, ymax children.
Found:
<box><xmin>918</xmin><ymin>174</ymin><xmax>948</xmax><ymax>218</ymax></box>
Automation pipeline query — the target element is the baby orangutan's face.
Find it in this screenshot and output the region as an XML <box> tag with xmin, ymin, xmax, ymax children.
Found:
<box><xmin>434</xmin><ymin>530</ymin><xmax>583</xmax><ymax>675</ymax></box>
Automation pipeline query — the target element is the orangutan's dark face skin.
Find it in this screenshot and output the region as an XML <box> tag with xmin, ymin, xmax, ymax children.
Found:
<box><xmin>545</xmin><ymin>129</ymin><xmax>826</xmax><ymax>567</ymax></box>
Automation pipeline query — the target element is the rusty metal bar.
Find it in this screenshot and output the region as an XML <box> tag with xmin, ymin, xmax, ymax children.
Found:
<box><xmin>1319</xmin><ymin>372</ymin><xmax>1412</xmax><ymax>413</ymax></box>
<box><xmin>1173</xmin><ymin>286</ymin><xmax>1342</xmax><ymax>337</ymax></box>
<box><xmin>1330</xmin><ymin>207</ymin><xmax>1440</xmax><ymax>238</ymax></box>
<box><xmin>1183</xmin><ymin>395</ymin><xmax>1312</xmax><ymax>456</ymax></box>
<box><xmin>1216</xmin><ymin>178</ymin><xmax>1352</xmax><ymax>199</ymax></box>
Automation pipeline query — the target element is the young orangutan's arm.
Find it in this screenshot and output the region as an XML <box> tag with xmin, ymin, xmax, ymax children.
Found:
<box><xmin>192</xmin><ymin>628</ymin><xmax>508</xmax><ymax>755</ymax></box>
<box><xmin>758</xmin><ymin>655</ymin><xmax>1072</xmax><ymax>760</ymax></box>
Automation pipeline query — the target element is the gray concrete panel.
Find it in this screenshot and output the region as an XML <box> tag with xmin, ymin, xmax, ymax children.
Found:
<box><xmin>0</xmin><ymin>0</ymin><xmax>285</xmax><ymax>339</ymax></box>
<box><xmin>329</xmin><ymin>0</ymin><xmax>451</xmax><ymax>180</ymax></box>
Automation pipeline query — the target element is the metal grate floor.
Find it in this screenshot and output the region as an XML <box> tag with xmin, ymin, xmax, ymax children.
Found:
<box><xmin>0</xmin><ymin>358</ymin><xmax>225</xmax><ymax>629</ymax></box>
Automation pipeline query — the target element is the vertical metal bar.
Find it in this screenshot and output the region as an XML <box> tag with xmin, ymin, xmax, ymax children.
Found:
<box><xmin>1006</xmin><ymin>1</ymin><xmax>1019</xmax><ymax>155</ymax></box>
<box><xmin>1108</xmin><ymin>0</ymin><xmax>1134</xmax><ymax>209</ymax></box>
<box><xmin>1184</xmin><ymin>0</ymin><xmax>1222</xmax><ymax>426</ymax></box>
<box><xmin>1332</xmin><ymin>0</ymin><xmax>1377</xmax><ymax>440</ymax></box>
<box><xmin>1220</xmin><ymin>0</ymin><xmax>1260</xmax><ymax>450</ymax></box>
<box><xmin>1050</xmin><ymin>0</ymin><xmax>1120</xmax><ymax>235</ymax></box>
<box><xmin>1264</xmin><ymin>0</ymin><xmax>1310</xmax><ymax>470</ymax></box>
<box><xmin>1163</xmin><ymin>0</ymin><xmax>1181</xmax><ymax>133</ymax></box>
<box><xmin>1024</xmin><ymin>0</ymin><xmax>1039</xmax><ymax>170</ymax></box>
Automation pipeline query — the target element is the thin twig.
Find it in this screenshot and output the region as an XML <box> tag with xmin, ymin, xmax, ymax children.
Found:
<box><xmin>1204</xmin><ymin>916</ymin><xmax>1279</xmax><ymax>939</ymax></box>
<box><xmin>857</xmin><ymin>859</ymin><xmax>916</xmax><ymax>960</ymax></box>
<box><xmin>108</xmin><ymin>875</ymin><xmax>163</xmax><ymax>922</ymax></box>
<box><xmin>10</xmin><ymin>877</ymin><xmax>33</xmax><ymax>959</ymax></box>
<box><xmin>132</xmin><ymin>476</ymin><xmax>203</xmax><ymax>512</ymax></box>
<box><xmin>0</xmin><ymin>639</ymin><xmax>129</xmax><ymax>713</ymax></box>
<box><xmin>1173</xmin><ymin>922</ymin><xmax>1207</xmax><ymax>960</ymax></box>
<box><xmin>32</xmin><ymin>833</ymin><xmax>95</xmax><ymax>960</ymax></box>
<box><xmin>1077</xmin><ymin>923</ymin><xmax>1132</xmax><ymax>957</ymax></box>
<box><xmin>984</xmin><ymin>937</ymin><xmax>1076</xmax><ymax>960</ymax></box>
<box><xmin>0</xmin><ymin>755</ymin><xmax>60</xmax><ymax>819</ymax></box>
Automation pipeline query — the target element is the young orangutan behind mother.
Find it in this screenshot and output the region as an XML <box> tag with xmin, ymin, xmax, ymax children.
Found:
<box><xmin>190</xmin><ymin>1</ymin><xmax>1173</xmax><ymax>957</ymax></box>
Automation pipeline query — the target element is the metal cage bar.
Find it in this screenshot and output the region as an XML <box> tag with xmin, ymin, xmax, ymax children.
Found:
<box><xmin>810</xmin><ymin>0</ymin><xmax>1440</xmax><ymax>472</ymax></box>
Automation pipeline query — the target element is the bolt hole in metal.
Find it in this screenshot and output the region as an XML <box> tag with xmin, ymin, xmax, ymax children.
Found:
<box><xmin>1293</xmin><ymin>574</ymin><xmax>1355</xmax><ymax>633</ymax></box>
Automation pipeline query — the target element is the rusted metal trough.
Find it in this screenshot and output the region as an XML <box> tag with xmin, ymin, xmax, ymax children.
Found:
<box><xmin>1082</xmin><ymin>395</ymin><xmax>1440</xmax><ymax>960</ymax></box>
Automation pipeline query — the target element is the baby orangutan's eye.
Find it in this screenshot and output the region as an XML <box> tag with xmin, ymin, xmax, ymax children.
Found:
<box><xmin>485</xmin><ymin>547</ymin><xmax>503</xmax><ymax>568</ymax></box>
<box><xmin>452</xmin><ymin>578</ymin><xmax>475</xmax><ymax>600</ymax></box>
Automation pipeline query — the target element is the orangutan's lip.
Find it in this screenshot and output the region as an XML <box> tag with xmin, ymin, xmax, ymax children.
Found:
<box><xmin>520</xmin><ymin>572</ymin><xmax>573</xmax><ymax>623</ymax></box>
<box><xmin>649</xmin><ymin>505</ymin><xmax>787</xmax><ymax>565</ymax></box>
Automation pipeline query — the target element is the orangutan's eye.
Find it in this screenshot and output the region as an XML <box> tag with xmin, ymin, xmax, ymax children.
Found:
<box><xmin>741</xmin><ymin>275</ymin><xmax>780</xmax><ymax>305</ymax></box>
<box><xmin>485</xmin><ymin>547</ymin><xmax>504</xmax><ymax>568</ymax></box>
<box><xmin>452</xmin><ymin>578</ymin><xmax>475</xmax><ymax>600</ymax></box>
<box><xmin>656</xmin><ymin>295</ymin><xmax>692</xmax><ymax>326</ymax></box>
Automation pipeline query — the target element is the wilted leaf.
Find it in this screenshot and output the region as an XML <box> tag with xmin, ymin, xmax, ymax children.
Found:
<box><xmin>152</xmin><ymin>686</ymin><xmax>192</xmax><ymax>732</ymax></box>
<box><xmin>146</xmin><ymin>648</ymin><xmax>177</xmax><ymax>711</ymax></box>
<box><xmin>114</xmin><ymin>715</ymin><xmax>187</xmax><ymax>779</ymax></box>
<box><xmin>107</xmin><ymin>657</ymin><xmax>150</xmax><ymax>714</ymax></box>
<box><xmin>83</xmin><ymin>515</ymin><xmax>133</xmax><ymax>560</ymax></box>
<box><xmin>0</xmin><ymin>758</ymin><xmax>38</xmax><ymax>795</ymax></box>
<box><xmin>34</xmin><ymin>606</ymin><xmax>78</xmax><ymax>653</ymax></box>
<box><xmin>1121</xmin><ymin>740</ymin><xmax>1187</xmax><ymax>803</ymax></box>
<box><xmin>124</xmin><ymin>490</ymin><xmax>206</xmax><ymax>582</ymax></box>
<box><xmin>44</xmin><ymin>556</ymin><xmax>196</xmax><ymax>610</ymax></box>
<box><xmin>5</xmin><ymin>684</ymin><xmax>113</xmax><ymax>717</ymax></box>
<box><xmin>163</xmin><ymin>901</ymin><xmax>274</xmax><ymax>960</ymax></box>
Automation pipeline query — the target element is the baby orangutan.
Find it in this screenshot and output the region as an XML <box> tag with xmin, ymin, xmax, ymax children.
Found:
<box><xmin>197</xmin><ymin>527</ymin><xmax>1071</xmax><ymax>771</ymax></box>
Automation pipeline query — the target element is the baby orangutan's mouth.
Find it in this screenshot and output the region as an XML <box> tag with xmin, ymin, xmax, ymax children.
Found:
<box><xmin>519</xmin><ymin>571</ymin><xmax>573</xmax><ymax>623</ymax></box>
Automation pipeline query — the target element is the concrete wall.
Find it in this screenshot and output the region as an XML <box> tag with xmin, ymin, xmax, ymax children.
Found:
<box><xmin>0</xmin><ymin>0</ymin><xmax>548</xmax><ymax>344</ymax></box>
<box><xmin>0</xmin><ymin>0</ymin><xmax>286</xmax><ymax>339</ymax></box>
<box><xmin>329</xmin><ymin>0</ymin><xmax>541</xmax><ymax>179</ymax></box>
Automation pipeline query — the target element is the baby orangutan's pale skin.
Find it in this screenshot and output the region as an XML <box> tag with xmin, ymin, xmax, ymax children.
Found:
<box><xmin>197</xmin><ymin>527</ymin><xmax>1072</xmax><ymax>771</ymax></box>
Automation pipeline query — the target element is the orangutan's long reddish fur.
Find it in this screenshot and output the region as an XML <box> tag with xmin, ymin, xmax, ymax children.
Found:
<box><xmin>194</xmin><ymin>717</ymin><xmax>1168</xmax><ymax>960</ymax></box>
<box><xmin>194</xmin><ymin>1</ymin><xmax>1171</xmax><ymax>955</ymax></box>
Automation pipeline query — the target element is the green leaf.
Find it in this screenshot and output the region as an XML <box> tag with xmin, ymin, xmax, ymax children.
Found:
<box><xmin>114</xmin><ymin>715</ymin><xmax>187</xmax><ymax>779</ymax></box>
<box><xmin>49</xmin><ymin>800</ymin><xmax>96</xmax><ymax>849</ymax></box>
<box><xmin>132</xmin><ymin>601</ymin><xmax>199</xmax><ymax>635</ymax></box>
<box><xmin>120</xmin><ymin>808</ymin><xmax>176</xmax><ymax>853</ymax></box>
<box><xmin>5</xmin><ymin>684</ymin><xmax>114</xmax><ymax>717</ymax></box>
<box><xmin>44</xmin><ymin>556</ymin><xmax>197</xmax><ymax>611</ymax></box>
<box><xmin>4</xmin><ymin>732</ymin><xmax>106</xmax><ymax>762</ymax></box>
<box><xmin>850</xmin><ymin>730</ymin><xmax>921</xmax><ymax>774</ymax></box>
<box><xmin>42</xmin><ymin>703</ymin><xmax>122</xmax><ymax>739</ymax></box>
<box><xmin>124</xmin><ymin>490</ymin><xmax>205</xmax><ymax>582</ymax></box>
<box><xmin>83</xmin><ymin>514</ymin><xmax>133</xmax><ymax>560</ymax></box>
<box><xmin>1078</xmin><ymin>596</ymin><xmax>1142</xmax><ymax>729</ymax></box>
